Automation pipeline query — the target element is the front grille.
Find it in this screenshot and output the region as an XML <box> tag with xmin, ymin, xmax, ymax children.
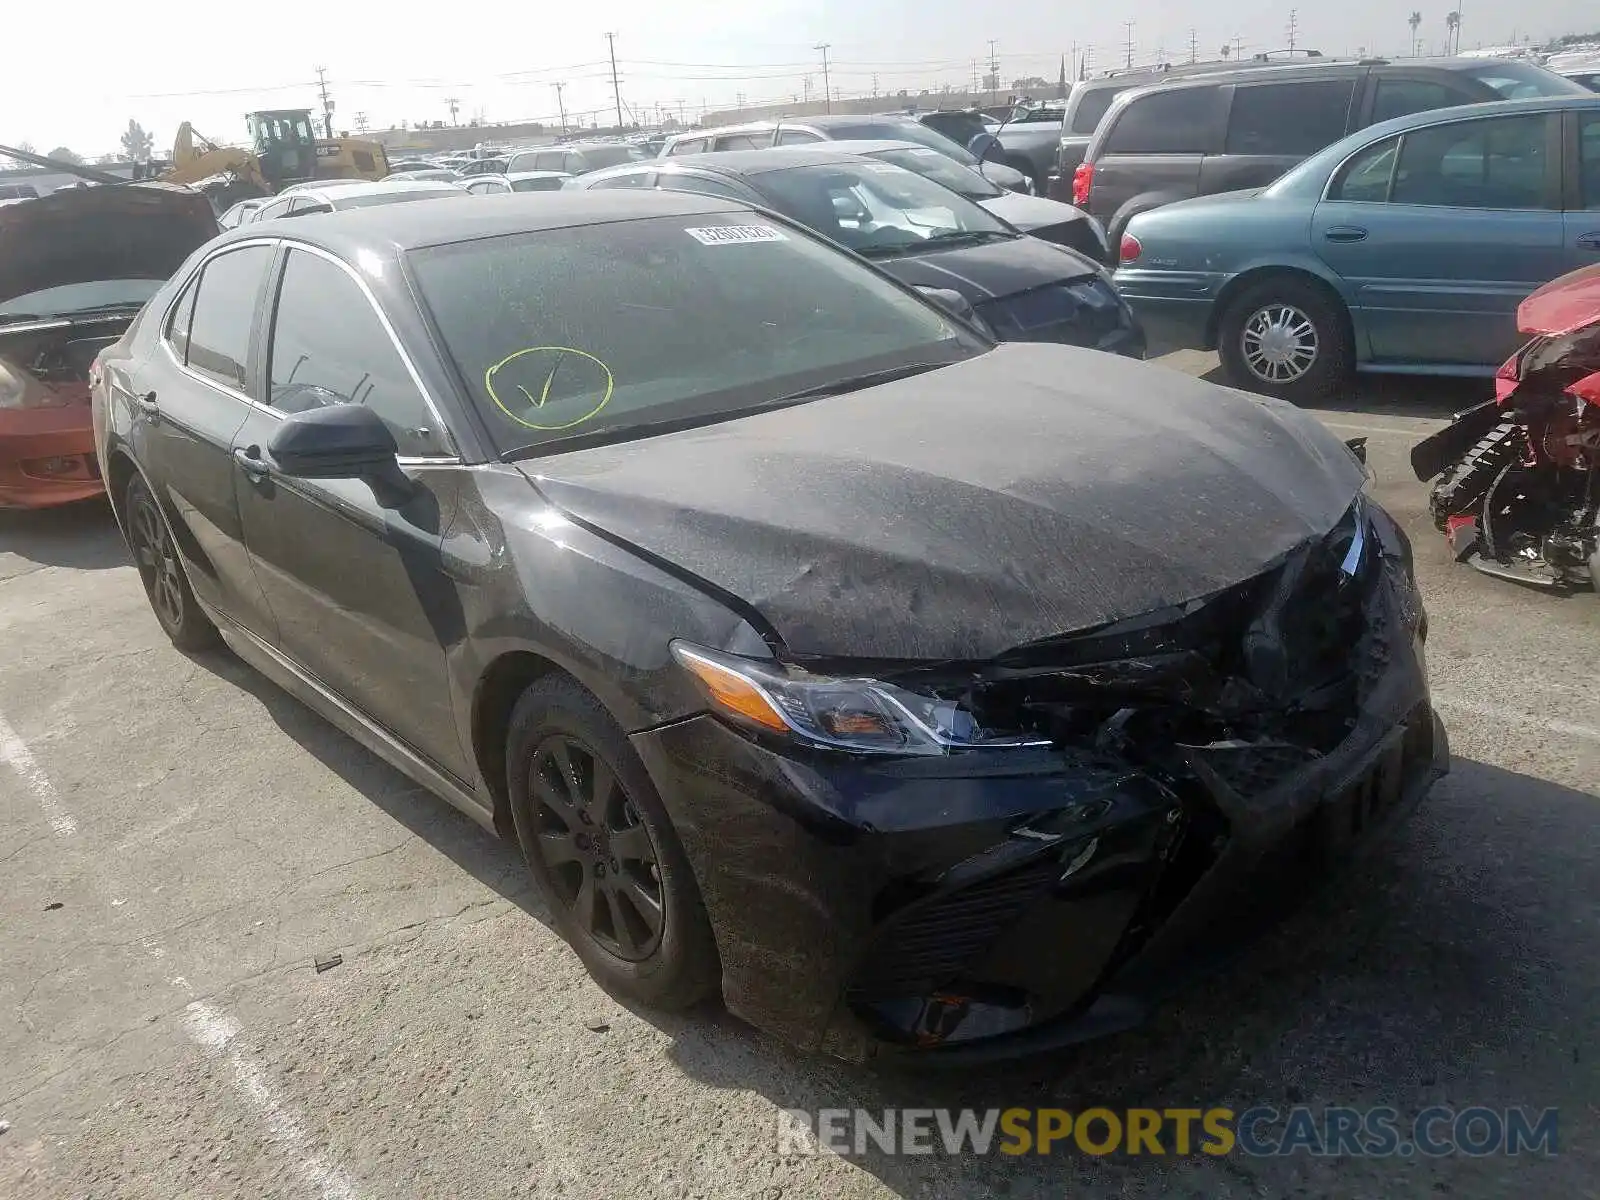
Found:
<box><xmin>848</xmin><ymin>857</ymin><xmax>1061</xmax><ymax>1001</ymax></box>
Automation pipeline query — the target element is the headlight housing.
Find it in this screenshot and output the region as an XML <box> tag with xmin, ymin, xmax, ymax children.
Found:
<box><xmin>0</xmin><ymin>359</ymin><xmax>48</xmax><ymax>410</ymax></box>
<box><xmin>671</xmin><ymin>642</ymin><xmax>1045</xmax><ymax>756</ymax></box>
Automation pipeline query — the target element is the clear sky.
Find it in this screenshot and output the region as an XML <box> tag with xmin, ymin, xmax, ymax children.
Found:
<box><xmin>4</xmin><ymin>0</ymin><xmax>1593</xmax><ymax>156</ymax></box>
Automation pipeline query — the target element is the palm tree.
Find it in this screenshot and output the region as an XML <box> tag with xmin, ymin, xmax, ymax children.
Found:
<box><xmin>1409</xmin><ymin>11</ymin><xmax>1422</xmax><ymax>56</ymax></box>
<box><xmin>1220</xmin><ymin>43</ymin><xmax>1232</xmax><ymax>59</ymax></box>
<box><xmin>1446</xmin><ymin>11</ymin><xmax>1461</xmax><ymax>54</ymax></box>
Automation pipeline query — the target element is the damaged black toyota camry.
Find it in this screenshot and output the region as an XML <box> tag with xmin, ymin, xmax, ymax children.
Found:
<box><xmin>93</xmin><ymin>191</ymin><xmax>1446</xmax><ymax>1061</ymax></box>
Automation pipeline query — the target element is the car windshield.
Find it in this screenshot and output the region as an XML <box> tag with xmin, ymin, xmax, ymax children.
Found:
<box><xmin>0</xmin><ymin>279</ymin><xmax>165</xmax><ymax>319</ymax></box>
<box><xmin>826</xmin><ymin>120</ymin><xmax>978</xmax><ymax>164</ymax></box>
<box><xmin>754</xmin><ymin>161</ymin><xmax>1014</xmax><ymax>257</ymax></box>
<box><xmin>867</xmin><ymin>146</ymin><xmax>1003</xmax><ymax>200</ymax></box>
<box><xmin>1459</xmin><ymin>61</ymin><xmax>1589</xmax><ymax>98</ymax></box>
<box><xmin>408</xmin><ymin>214</ymin><xmax>981</xmax><ymax>456</ymax></box>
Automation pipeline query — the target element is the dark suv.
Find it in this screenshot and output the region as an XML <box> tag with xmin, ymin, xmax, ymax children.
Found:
<box><xmin>1074</xmin><ymin>56</ymin><xmax>1585</xmax><ymax>244</ymax></box>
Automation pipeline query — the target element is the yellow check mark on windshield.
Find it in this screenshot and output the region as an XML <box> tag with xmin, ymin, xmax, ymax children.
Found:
<box><xmin>516</xmin><ymin>351</ymin><xmax>567</xmax><ymax>409</ymax></box>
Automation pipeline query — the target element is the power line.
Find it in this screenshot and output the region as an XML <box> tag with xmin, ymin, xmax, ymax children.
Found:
<box><xmin>604</xmin><ymin>31</ymin><xmax>624</xmax><ymax>131</ymax></box>
<box><xmin>815</xmin><ymin>43</ymin><xmax>832</xmax><ymax>113</ymax></box>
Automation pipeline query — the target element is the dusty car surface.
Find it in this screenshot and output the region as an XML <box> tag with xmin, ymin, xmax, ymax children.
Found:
<box><xmin>1</xmin><ymin>182</ymin><xmax>217</xmax><ymax>507</ymax></box>
<box><xmin>94</xmin><ymin>190</ymin><xmax>1445</xmax><ymax>1060</ymax></box>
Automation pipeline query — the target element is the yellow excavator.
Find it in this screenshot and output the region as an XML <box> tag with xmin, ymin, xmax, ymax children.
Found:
<box><xmin>162</xmin><ymin>109</ymin><xmax>390</xmax><ymax>208</ymax></box>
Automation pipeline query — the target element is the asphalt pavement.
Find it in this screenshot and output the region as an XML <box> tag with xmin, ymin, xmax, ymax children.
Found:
<box><xmin>1</xmin><ymin>353</ymin><xmax>1597</xmax><ymax>1199</ymax></box>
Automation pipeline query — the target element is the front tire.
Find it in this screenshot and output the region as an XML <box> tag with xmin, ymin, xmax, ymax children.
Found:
<box><xmin>1218</xmin><ymin>278</ymin><xmax>1354</xmax><ymax>403</ymax></box>
<box><xmin>125</xmin><ymin>474</ymin><xmax>220</xmax><ymax>652</ymax></box>
<box><xmin>506</xmin><ymin>676</ymin><xmax>718</xmax><ymax>1010</ymax></box>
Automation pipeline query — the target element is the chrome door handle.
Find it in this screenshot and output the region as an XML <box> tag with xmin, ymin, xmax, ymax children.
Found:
<box><xmin>1577</xmin><ymin>232</ymin><xmax>1600</xmax><ymax>251</ymax></box>
<box><xmin>1323</xmin><ymin>226</ymin><xmax>1368</xmax><ymax>243</ymax></box>
<box><xmin>232</xmin><ymin>446</ymin><xmax>269</xmax><ymax>481</ymax></box>
<box><xmin>134</xmin><ymin>391</ymin><xmax>159</xmax><ymax>416</ymax></box>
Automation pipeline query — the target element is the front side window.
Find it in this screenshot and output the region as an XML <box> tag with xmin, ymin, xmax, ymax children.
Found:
<box><xmin>1582</xmin><ymin>113</ymin><xmax>1600</xmax><ymax>210</ymax></box>
<box><xmin>408</xmin><ymin>215</ymin><xmax>981</xmax><ymax>455</ymax></box>
<box><xmin>756</xmin><ymin>161</ymin><xmax>1015</xmax><ymax>258</ymax></box>
<box><xmin>534</xmin><ymin>152</ymin><xmax>567</xmax><ymax>172</ymax></box>
<box><xmin>267</xmin><ymin>250</ymin><xmax>448</xmax><ymax>457</ymax></box>
<box><xmin>184</xmin><ymin>245</ymin><xmax>274</xmax><ymax>392</ymax></box>
<box><xmin>1105</xmin><ymin>89</ymin><xmax>1214</xmax><ymax>155</ymax></box>
<box><xmin>1226</xmin><ymin>80</ymin><xmax>1357</xmax><ymax>156</ymax></box>
<box><xmin>1391</xmin><ymin>113</ymin><xmax>1550</xmax><ymax>209</ymax></box>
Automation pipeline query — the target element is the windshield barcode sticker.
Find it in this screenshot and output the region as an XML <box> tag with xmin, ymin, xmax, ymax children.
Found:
<box><xmin>685</xmin><ymin>224</ymin><xmax>788</xmax><ymax>246</ymax></box>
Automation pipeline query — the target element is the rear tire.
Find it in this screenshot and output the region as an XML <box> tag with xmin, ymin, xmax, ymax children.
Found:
<box><xmin>124</xmin><ymin>475</ymin><xmax>220</xmax><ymax>652</ymax></box>
<box><xmin>506</xmin><ymin>676</ymin><xmax>719</xmax><ymax>1010</ymax></box>
<box><xmin>1218</xmin><ymin>277</ymin><xmax>1354</xmax><ymax>403</ymax></box>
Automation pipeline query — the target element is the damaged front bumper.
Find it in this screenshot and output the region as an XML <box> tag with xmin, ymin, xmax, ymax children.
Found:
<box><xmin>0</xmin><ymin>404</ymin><xmax>102</xmax><ymax>508</ymax></box>
<box><xmin>632</xmin><ymin>508</ymin><xmax>1447</xmax><ymax>1061</ymax></box>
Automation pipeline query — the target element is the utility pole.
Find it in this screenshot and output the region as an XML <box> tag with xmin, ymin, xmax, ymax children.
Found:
<box><xmin>1188</xmin><ymin>27</ymin><xmax>1199</xmax><ymax>62</ymax></box>
<box><xmin>552</xmin><ymin>82</ymin><xmax>568</xmax><ymax>133</ymax></box>
<box><xmin>315</xmin><ymin>66</ymin><xmax>334</xmax><ymax>139</ymax></box>
<box><xmin>445</xmin><ymin>97</ymin><xmax>460</xmax><ymax>126</ymax></box>
<box><xmin>353</xmin><ymin>111</ymin><xmax>368</xmax><ymax>133</ymax></box>
<box><xmin>815</xmin><ymin>43</ymin><xmax>832</xmax><ymax>113</ymax></box>
<box><xmin>1233</xmin><ymin>35</ymin><xmax>1245</xmax><ymax>59</ymax></box>
<box><xmin>872</xmin><ymin>72</ymin><xmax>880</xmax><ymax>98</ymax></box>
<box><xmin>987</xmin><ymin>38</ymin><xmax>1000</xmax><ymax>101</ymax></box>
<box><xmin>1122</xmin><ymin>21</ymin><xmax>1136</xmax><ymax>69</ymax></box>
<box><xmin>604</xmin><ymin>32</ymin><xmax>624</xmax><ymax>132</ymax></box>
<box><xmin>1287</xmin><ymin>8</ymin><xmax>1300</xmax><ymax>52</ymax></box>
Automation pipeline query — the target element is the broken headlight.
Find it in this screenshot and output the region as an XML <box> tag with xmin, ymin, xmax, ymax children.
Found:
<box><xmin>671</xmin><ymin>641</ymin><xmax>1045</xmax><ymax>756</ymax></box>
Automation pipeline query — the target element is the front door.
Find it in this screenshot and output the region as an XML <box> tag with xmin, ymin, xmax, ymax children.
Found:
<box><xmin>1313</xmin><ymin>110</ymin><xmax>1568</xmax><ymax>367</ymax></box>
<box><xmin>1566</xmin><ymin>109</ymin><xmax>1600</xmax><ymax>265</ymax></box>
<box><xmin>232</xmin><ymin>245</ymin><xmax>470</xmax><ymax>780</ymax></box>
<box><xmin>135</xmin><ymin>242</ymin><xmax>278</xmax><ymax>638</ymax></box>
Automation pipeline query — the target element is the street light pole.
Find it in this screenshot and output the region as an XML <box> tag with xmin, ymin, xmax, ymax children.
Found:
<box><xmin>815</xmin><ymin>43</ymin><xmax>832</xmax><ymax>113</ymax></box>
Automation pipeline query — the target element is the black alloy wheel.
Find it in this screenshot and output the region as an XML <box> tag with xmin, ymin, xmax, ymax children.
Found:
<box><xmin>125</xmin><ymin>475</ymin><xmax>219</xmax><ymax>651</ymax></box>
<box><xmin>505</xmin><ymin>675</ymin><xmax>718</xmax><ymax>1009</ymax></box>
<box><xmin>529</xmin><ymin>734</ymin><xmax>664</xmax><ymax>961</ymax></box>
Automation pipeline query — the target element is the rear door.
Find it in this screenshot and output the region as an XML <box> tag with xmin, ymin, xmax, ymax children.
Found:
<box><xmin>137</xmin><ymin>242</ymin><xmax>279</xmax><ymax>637</ymax></box>
<box><xmin>1313</xmin><ymin>110</ymin><xmax>1567</xmax><ymax>366</ymax></box>
<box><xmin>1202</xmin><ymin>75</ymin><xmax>1361</xmax><ymax>195</ymax></box>
<box><xmin>231</xmin><ymin>245</ymin><xmax>469</xmax><ymax>778</ymax></box>
<box><xmin>1087</xmin><ymin>85</ymin><xmax>1223</xmax><ymax>226</ymax></box>
<box><xmin>1566</xmin><ymin>109</ymin><xmax>1600</xmax><ymax>263</ymax></box>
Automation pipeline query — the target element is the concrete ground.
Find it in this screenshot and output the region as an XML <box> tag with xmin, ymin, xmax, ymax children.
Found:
<box><xmin>1</xmin><ymin>354</ymin><xmax>1596</xmax><ymax>1199</ymax></box>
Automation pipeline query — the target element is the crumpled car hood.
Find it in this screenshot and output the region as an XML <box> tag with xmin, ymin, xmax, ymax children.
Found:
<box><xmin>518</xmin><ymin>344</ymin><xmax>1366</xmax><ymax>661</ymax></box>
<box><xmin>1519</xmin><ymin>263</ymin><xmax>1600</xmax><ymax>337</ymax></box>
<box><xmin>870</xmin><ymin>235</ymin><xmax>1101</xmax><ymax>303</ymax></box>
<box><xmin>0</xmin><ymin>183</ymin><xmax>218</xmax><ymax>309</ymax></box>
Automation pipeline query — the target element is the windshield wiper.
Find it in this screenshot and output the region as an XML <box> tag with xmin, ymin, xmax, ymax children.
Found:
<box><xmin>770</xmin><ymin>360</ymin><xmax>949</xmax><ymax>401</ymax></box>
<box><xmin>0</xmin><ymin>303</ymin><xmax>143</xmax><ymax>328</ymax></box>
<box><xmin>919</xmin><ymin>229</ymin><xmax>1016</xmax><ymax>248</ymax></box>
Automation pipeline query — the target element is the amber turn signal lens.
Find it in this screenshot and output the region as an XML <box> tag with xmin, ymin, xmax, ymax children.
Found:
<box><xmin>674</xmin><ymin>649</ymin><xmax>789</xmax><ymax>733</ymax></box>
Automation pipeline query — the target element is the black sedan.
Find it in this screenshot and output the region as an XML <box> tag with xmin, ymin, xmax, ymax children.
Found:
<box><xmin>569</xmin><ymin>148</ymin><xmax>1144</xmax><ymax>357</ymax></box>
<box><xmin>92</xmin><ymin>192</ymin><xmax>1445</xmax><ymax>1060</ymax></box>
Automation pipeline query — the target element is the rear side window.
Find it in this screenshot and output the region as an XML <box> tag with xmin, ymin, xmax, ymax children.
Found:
<box><xmin>776</xmin><ymin>129</ymin><xmax>822</xmax><ymax>145</ymax></box>
<box><xmin>165</xmin><ymin>276</ymin><xmax>200</xmax><ymax>360</ymax></box>
<box><xmin>1329</xmin><ymin>137</ymin><xmax>1400</xmax><ymax>202</ymax></box>
<box><xmin>1391</xmin><ymin>113</ymin><xmax>1549</xmax><ymax>209</ymax></box>
<box><xmin>1105</xmin><ymin>89</ymin><xmax>1213</xmax><ymax>154</ymax></box>
<box><xmin>714</xmin><ymin>133</ymin><xmax>771</xmax><ymax>151</ymax></box>
<box><xmin>661</xmin><ymin>173</ymin><xmax>751</xmax><ymax>201</ymax></box>
<box><xmin>267</xmin><ymin>250</ymin><xmax>448</xmax><ymax>457</ymax></box>
<box><xmin>1370</xmin><ymin>78</ymin><xmax>1462</xmax><ymax>124</ymax></box>
<box><xmin>1070</xmin><ymin>87</ymin><xmax>1121</xmax><ymax>134</ymax></box>
<box><xmin>669</xmin><ymin>138</ymin><xmax>708</xmax><ymax>156</ymax></box>
<box><xmin>184</xmin><ymin>245</ymin><xmax>273</xmax><ymax>392</ymax></box>
<box><xmin>585</xmin><ymin>170</ymin><xmax>653</xmax><ymax>190</ymax></box>
<box><xmin>1225</xmin><ymin>80</ymin><xmax>1357</xmax><ymax>156</ymax></box>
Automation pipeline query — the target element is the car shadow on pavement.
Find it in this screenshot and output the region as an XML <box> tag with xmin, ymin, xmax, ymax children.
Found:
<box><xmin>0</xmin><ymin>498</ymin><xmax>128</xmax><ymax>572</ymax></box>
<box><xmin>664</xmin><ymin>755</ymin><xmax>1599</xmax><ymax>1195</ymax></box>
<box><xmin>190</xmin><ymin>647</ymin><xmax>548</xmax><ymax>923</ymax></box>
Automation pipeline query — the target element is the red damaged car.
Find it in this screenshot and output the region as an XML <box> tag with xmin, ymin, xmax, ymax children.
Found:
<box><xmin>1414</xmin><ymin>263</ymin><xmax>1600</xmax><ymax>591</ymax></box>
<box><xmin>0</xmin><ymin>183</ymin><xmax>217</xmax><ymax>508</ymax></box>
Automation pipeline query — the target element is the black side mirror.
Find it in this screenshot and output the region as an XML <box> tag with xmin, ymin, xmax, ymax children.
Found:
<box><xmin>916</xmin><ymin>285</ymin><xmax>976</xmax><ymax>321</ymax></box>
<box><xmin>967</xmin><ymin>132</ymin><xmax>1001</xmax><ymax>163</ymax></box>
<box><xmin>268</xmin><ymin>403</ymin><xmax>399</xmax><ymax>479</ymax></box>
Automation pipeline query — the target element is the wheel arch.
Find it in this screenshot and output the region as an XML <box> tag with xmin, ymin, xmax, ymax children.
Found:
<box><xmin>1205</xmin><ymin>263</ymin><xmax>1355</xmax><ymax>353</ymax></box>
<box><xmin>471</xmin><ymin>649</ymin><xmax>569</xmax><ymax>837</ymax></box>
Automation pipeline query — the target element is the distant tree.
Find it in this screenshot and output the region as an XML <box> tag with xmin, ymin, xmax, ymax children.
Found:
<box><xmin>1445</xmin><ymin>12</ymin><xmax>1460</xmax><ymax>55</ymax></box>
<box><xmin>1408</xmin><ymin>11</ymin><xmax>1423</xmax><ymax>56</ymax></box>
<box><xmin>1220</xmin><ymin>44</ymin><xmax>1232</xmax><ymax>58</ymax></box>
<box><xmin>47</xmin><ymin>147</ymin><xmax>83</xmax><ymax>164</ymax></box>
<box><xmin>119</xmin><ymin>119</ymin><xmax>154</xmax><ymax>161</ymax></box>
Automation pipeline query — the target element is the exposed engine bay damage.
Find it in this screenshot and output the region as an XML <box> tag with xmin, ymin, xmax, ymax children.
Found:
<box><xmin>1421</xmin><ymin>322</ymin><xmax>1600</xmax><ymax>592</ymax></box>
<box><xmin>0</xmin><ymin>322</ymin><xmax>126</xmax><ymax>409</ymax></box>
<box><xmin>825</xmin><ymin>501</ymin><xmax>1443</xmax><ymax>1051</ymax></box>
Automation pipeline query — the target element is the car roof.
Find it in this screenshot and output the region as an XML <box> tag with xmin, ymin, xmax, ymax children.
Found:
<box><xmin>781</xmin><ymin>138</ymin><xmax>926</xmax><ymax>156</ymax></box>
<box><xmin>319</xmin><ymin>179</ymin><xmax>462</xmax><ymax>202</ymax></box>
<box><xmin>504</xmin><ymin>170</ymin><xmax>573</xmax><ymax>181</ymax></box>
<box><xmin>1106</xmin><ymin>53</ymin><xmax>1573</xmax><ymax>97</ymax></box>
<box><xmin>1336</xmin><ymin>91</ymin><xmax>1600</xmax><ymax>140</ymax></box>
<box><xmin>214</xmin><ymin>189</ymin><xmax>748</xmax><ymax>254</ymax></box>
<box><xmin>646</xmin><ymin>147</ymin><xmax>875</xmax><ymax>177</ymax></box>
